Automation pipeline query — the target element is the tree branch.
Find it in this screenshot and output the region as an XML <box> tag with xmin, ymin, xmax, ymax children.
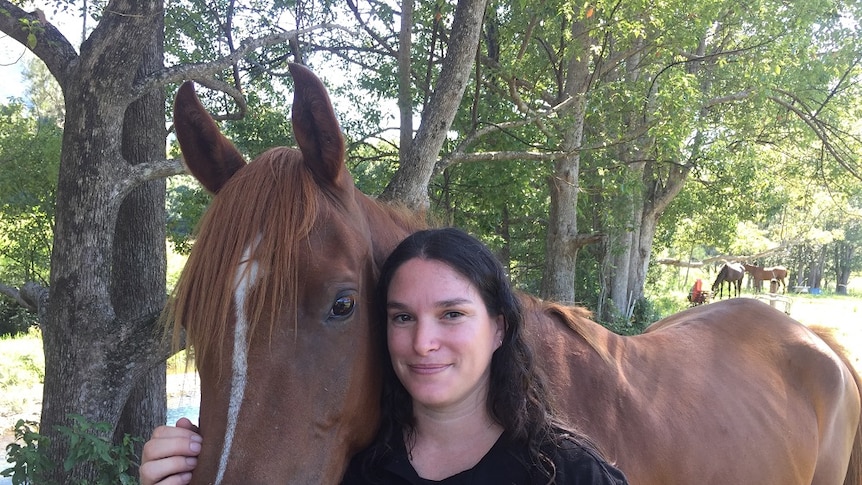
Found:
<box><xmin>131</xmin><ymin>23</ymin><xmax>351</xmax><ymax>100</ymax></box>
<box><xmin>112</xmin><ymin>158</ymin><xmax>187</xmax><ymax>200</ymax></box>
<box><xmin>0</xmin><ymin>1</ymin><xmax>78</xmax><ymax>86</ymax></box>
<box><xmin>769</xmin><ymin>92</ymin><xmax>861</xmax><ymax>181</ymax></box>
<box><xmin>703</xmin><ymin>88</ymin><xmax>754</xmax><ymax>109</ymax></box>
<box><xmin>0</xmin><ymin>281</ymin><xmax>49</xmax><ymax>314</ymax></box>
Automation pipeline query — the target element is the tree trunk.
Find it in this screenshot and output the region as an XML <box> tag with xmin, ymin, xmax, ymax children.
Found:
<box><xmin>540</xmin><ymin>18</ymin><xmax>591</xmax><ymax>304</ymax></box>
<box><xmin>834</xmin><ymin>241</ymin><xmax>853</xmax><ymax>295</ymax></box>
<box><xmin>605</xmin><ymin>229</ymin><xmax>635</xmax><ymax>321</ymax></box>
<box><xmin>397</xmin><ymin>0</ymin><xmax>414</xmax><ymax>163</ymax></box>
<box><xmin>28</xmin><ymin>2</ymin><xmax>168</xmax><ymax>481</ymax></box>
<box><xmin>381</xmin><ymin>0</ymin><xmax>489</xmax><ymax>209</ymax></box>
<box><xmin>807</xmin><ymin>245</ymin><xmax>827</xmax><ymax>289</ymax></box>
<box><xmin>112</xmin><ymin>9</ymin><xmax>167</xmax><ymax>466</ymax></box>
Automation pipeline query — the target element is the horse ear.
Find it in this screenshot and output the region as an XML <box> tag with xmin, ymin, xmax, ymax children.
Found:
<box><xmin>173</xmin><ymin>81</ymin><xmax>247</xmax><ymax>194</ymax></box>
<box><xmin>288</xmin><ymin>63</ymin><xmax>349</xmax><ymax>190</ymax></box>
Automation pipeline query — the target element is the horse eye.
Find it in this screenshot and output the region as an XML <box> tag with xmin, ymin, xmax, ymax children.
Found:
<box><xmin>330</xmin><ymin>295</ymin><xmax>355</xmax><ymax>319</ymax></box>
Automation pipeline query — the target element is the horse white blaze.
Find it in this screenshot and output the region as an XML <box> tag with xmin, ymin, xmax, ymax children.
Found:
<box><xmin>215</xmin><ymin>244</ymin><xmax>259</xmax><ymax>485</ymax></box>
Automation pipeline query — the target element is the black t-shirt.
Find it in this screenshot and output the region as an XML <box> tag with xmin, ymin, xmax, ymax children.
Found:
<box><xmin>340</xmin><ymin>432</ymin><xmax>628</xmax><ymax>485</ymax></box>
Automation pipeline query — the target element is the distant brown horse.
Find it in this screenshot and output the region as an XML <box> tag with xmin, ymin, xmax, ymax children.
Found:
<box><xmin>712</xmin><ymin>262</ymin><xmax>745</xmax><ymax>298</ymax></box>
<box><xmin>743</xmin><ymin>263</ymin><xmax>788</xmax><ymax>293</ymax></box>
<box><xmin>167</xmin><ymin>64</ymin><xmax>862</xmax><ymax>485</ymax></box>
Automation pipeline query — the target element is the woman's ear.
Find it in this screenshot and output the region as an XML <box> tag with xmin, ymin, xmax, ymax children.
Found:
<box><xmin>495</xmin><ymin>315</ymin><xmax>506</xmax><ymax>349</ymax></box>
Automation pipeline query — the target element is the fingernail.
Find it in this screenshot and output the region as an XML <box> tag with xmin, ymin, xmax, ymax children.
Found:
<box><xmin>185</xmin><ymin>457</ymin><xmax>198</xmax><ymax>467</ymax></box>
<box><xmin>190</xmin><ymin>441</ymin><xmax>202</xmax><ymax>453</ymax></box>
<box><xmin>191</xmin><ymin>434</ymin><xmax>203</xmax><ymax>442</ymax></box>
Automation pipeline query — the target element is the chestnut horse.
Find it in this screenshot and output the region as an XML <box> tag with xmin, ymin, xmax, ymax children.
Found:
<box><xmin>743</xmin><ymin>263</ymin><xmax>789</xmax><ymax>293</ymax></box>
<box><xmin>168</xmin><ymin>64</ymin><xmax>862</xmax><ymax>485</ymax></box>
<box><xmin>712</xmin><ymin>261</ymin><xmax>745</xmax><ymax>298</ymax></box>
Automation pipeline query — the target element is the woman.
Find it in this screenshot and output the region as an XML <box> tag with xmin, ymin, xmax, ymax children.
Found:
<box><xmin>140</xmin><ymin>228</ymin><xmax>627</xmax><ymax>485</ymax></box>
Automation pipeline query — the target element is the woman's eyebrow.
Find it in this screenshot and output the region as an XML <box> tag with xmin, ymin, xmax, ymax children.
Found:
<box><xmin>386</xmin><ymin>297</ymin><xmax>474</xmax><ymax>310</ymax></box>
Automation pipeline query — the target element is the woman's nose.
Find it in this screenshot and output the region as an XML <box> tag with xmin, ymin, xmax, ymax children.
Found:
<box><xmin>412</xmin><ymin>319</ymin><xmax>440</xmax><ymax>355</ymax></box>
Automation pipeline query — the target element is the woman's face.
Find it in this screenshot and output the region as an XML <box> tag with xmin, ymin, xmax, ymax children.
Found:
<box><xmin>385</xmin><ymin>258</ymin><xmax>504</xmax><ymax>413</ymax></box>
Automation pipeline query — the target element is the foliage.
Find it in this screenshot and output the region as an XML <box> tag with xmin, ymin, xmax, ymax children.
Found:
<box><xmin>0</xmin><ymin>101</ymin><xmax>61</xmax><ymax>287</ymax></box>
<box><xmin>165</xmin><ymin>176</ymin><xmax>210</xmax><ymax>255</ymax></box>
<box><xmin>605</xmin><ymin>297</ymin><xmax>667</xmax><ymax>336</ymax></box>
<box><xmin>56</xmin><ymin>415</ymin><xmax>141</xmax><ymax>485</ymax></box>
<box><xmin>157</xmin><ymin>0</ymin><xmax>862</xmax><ymax>317</ymax></box>
<box><xmin>0</xmin><ymin>297</ymin><xmax>39</xmax><ymax>337</ymax></box>
<box><xmin>1</xmin><ymin>420</ymin><xmax>54</xmax><ymax>485</ymax></box>
<box><xmin>1</xmin><ymin>415</ymin><xmax>141</xmax><ymax>485</ymax></box>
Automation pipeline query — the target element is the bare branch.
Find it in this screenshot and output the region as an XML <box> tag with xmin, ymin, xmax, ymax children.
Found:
<box><xmin>112</xmin><ymin>158</ymin><xmax>187</xmax><ymax>200</ymax></box>
<box><xmin>0</xmin><ymin>283</ymin><xmax>32</xmax><ymax>310</ymax></box>
<box><xmin>345</xmin><ymin>0</ymin><xmax>398</xmax><ymax>56</ymax></box>
<box><xmin>447</xmin><ymin>150</ymin><xmax>566</xmax><ymax>164</ymax></box>
<box><xmin>0</xmin><ymin>281</ymin><xmax>49</xmax><ymax>313</ymax></box>
<box><xmin>703</xmin><ymin>88</ymin><xmax>754</xmax><ymax>109</ymax></box>
<box><xmin>769</xmin><ymin>93</ymin><xmax>862</xmax><ymax>181</ymax></box>
<box><xmin>132</xmin><ymin>23</ymin><xmax>354</xmax><ymax>98</ymax></box>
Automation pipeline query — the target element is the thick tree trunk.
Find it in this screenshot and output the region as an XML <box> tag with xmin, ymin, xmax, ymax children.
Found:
<box><xmin>601</xmin><ymin>44</ymin><xmax>648</xmax><ymax>322</ymax></box>
<box><xmin>34</xmin><ymin>2</ymin><xmax>167</xmax><ymax>481</ymax></box>
<box><xmin>807</xmin><ymin>246</ymin><xmax>827</xmax><ymax>289</ymax></box>
<box><xmin>112</xmin><ymin>10</ymin><xmax>167</xmax><ymax>466</ymax></box>
<box><xmin>540</xmin><ymin>19</ymin><xmax>591</xmax><ymax>304</ymax></box>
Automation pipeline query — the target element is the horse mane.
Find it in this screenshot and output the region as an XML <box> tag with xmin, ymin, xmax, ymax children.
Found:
<box><xmin>165</xmin><ymin>147</ymin><xmax>320</xmax><ymax>369</ymax></box>
<box><xmin>518</xmin><ymin>293</ymin><xmax>612</xmax><ymax>363</ymax></box>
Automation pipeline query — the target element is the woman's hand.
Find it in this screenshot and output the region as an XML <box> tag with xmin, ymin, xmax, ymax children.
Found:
<box><xmin>139</xmin><ymin>417</ymin><xmax>202</xmax><ymax>485</ymax></box>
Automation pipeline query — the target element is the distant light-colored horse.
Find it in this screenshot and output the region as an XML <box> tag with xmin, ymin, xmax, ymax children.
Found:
<box><xmin>167</xmin><ymin>63</ymin><xmax>862</xmax><ymax>485</ymax></box>
<box><xmin>743</xmin><ymin>263</ymin><xmax>788</xmax><ymax>293</ymax></box>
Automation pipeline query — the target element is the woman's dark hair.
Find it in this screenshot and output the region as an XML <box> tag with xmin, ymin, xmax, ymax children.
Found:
<box><xmin>362</xmin><ymin>227</ymin><xmax>571</xmax><ymax>482</ymax></box>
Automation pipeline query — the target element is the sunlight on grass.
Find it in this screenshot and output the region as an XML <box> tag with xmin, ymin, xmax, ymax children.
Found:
<box><xmin>0</xmin><ymin>328</ymin><xmax>44</xmax><ymax>418</ymax></box>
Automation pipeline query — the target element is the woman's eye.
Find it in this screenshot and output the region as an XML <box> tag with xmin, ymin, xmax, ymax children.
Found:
<box><xmin>443</xmin><ymin>311</ymin><xmax>464</xmax><ymax>319</ymax></box>
<box><xmin>390</xmin><ymin>313</ymin><xmax>412</xmax><ymax>324</ymax></box>
<box><xmin>330</xmin><ymin>295</ymin><xmax>355</xmax><ymax>318</ymax></box>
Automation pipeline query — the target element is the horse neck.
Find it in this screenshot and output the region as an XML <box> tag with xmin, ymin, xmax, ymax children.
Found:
<box><xmin>357</xmin><ymin>192</ymin><xmax>427</xmax><ymax>264</ymax></box>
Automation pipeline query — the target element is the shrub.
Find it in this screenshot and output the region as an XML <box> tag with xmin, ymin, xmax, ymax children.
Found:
<box><xmin>0</xmin><ymin>299</ymin><xmax>38</xmax><ymax>338</ymax></box>
<box><xmin>1</xmin><ymin>415</ymin><xmax>141</xmax><ymax>485</ymax></box>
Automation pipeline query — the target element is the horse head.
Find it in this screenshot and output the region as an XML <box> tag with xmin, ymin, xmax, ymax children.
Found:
<box><xmin>169</xmin><ymin>64</ymin><xmax>421</xmax><ymax>484</ymax></box>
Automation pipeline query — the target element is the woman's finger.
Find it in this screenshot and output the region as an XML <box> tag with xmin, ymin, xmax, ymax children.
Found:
<box><xmin>139</xmin><ymin>456</ymin><xmax>196</xmax><ymax>485</ymax></box>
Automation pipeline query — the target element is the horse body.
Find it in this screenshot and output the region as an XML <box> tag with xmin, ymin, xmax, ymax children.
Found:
<box><xmin>743</xmin><ymin>263</ymin><xmax>788</xmax><ymax>293</ymax></box>
<box><xmin>524</xmin><ymin>297</ymin><xmax>861</xmax><ymax>484</ymax></box>
<box><xmin>170</xmin><ymin>64</ymin><xmax>862</xmax><ymax>485</ymax></box>
<box><xmin>712</xmin><ymin>261</ymin><xmax>745</xmax><ymax>298</ymax></box>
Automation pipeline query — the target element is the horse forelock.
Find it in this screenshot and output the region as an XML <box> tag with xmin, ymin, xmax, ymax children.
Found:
<box><xmin>167</xmin><ymin>147</ymin><xmax>322</xmax><ymax>370</ymax></box>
